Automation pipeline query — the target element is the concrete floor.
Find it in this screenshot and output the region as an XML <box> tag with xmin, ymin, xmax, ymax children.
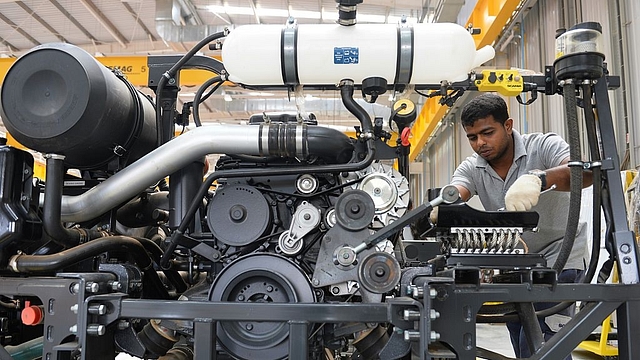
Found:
<box><xmin>477</xmin><ymin>323</ymin><xmax>611</xmax><ymax>359</ymax></box>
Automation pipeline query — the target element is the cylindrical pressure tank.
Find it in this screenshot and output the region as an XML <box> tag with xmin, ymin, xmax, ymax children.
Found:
<box><xmin>0</xmin><ymin>43</ymin><xmax>157</xmax><ymax>170</ymax></box>
<box><xmin>222</xmin><ymin>23</ymin><xmax>495</xmax><ymax>86</ymax></box>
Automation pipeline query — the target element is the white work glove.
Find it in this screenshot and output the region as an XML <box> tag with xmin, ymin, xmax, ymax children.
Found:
<box><xmin>504</xmin><ymin>174</ymin><xmax>542</xmax><ymax>211</ymax></box>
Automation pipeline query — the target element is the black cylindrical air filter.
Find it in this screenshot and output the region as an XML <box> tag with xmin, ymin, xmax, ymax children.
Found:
<box><xmin>0</xmin><ymin>43</ymin><xmax>157</xmax><ymax>170</ymax></box>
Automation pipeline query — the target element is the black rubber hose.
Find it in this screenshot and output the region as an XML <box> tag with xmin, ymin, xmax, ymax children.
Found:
<box><xmin>11</xmin><ymin>236</ymin><xmax>152</xmax><ymax>272</ymax></box>
<box><xmin>10</xmin><ymin>235</ymin><xmax>169</xmax><ymax>298</ymax></box>
<box><xmin>155</xmin><ymin>30</ymin><xmax>228</xmax><ymax>147</ymax></box>
<box><xmin>134</xmin><ymin>237</ymin><xmax>188</xmax><ymax>294</ymax></box>
<box><xmin>477</xmin><ymin>81</ymin><xmax>584</xmax><ymax>320</ymax></box>
<box><xmin>307</xmin><ymin>126</ymin><xmax>355</xmax><ymax>164</ymax></box>
<box><xmin>159</xmin><ymin>140</ymin><xmax>376</xmax><ymax>269</ymax></box>
<box><xmin>582</xmin><ymin>83</ymin><xmax>602</xmax><ymax>283</ymax></box>
<box><xmin>340</xmin><ymin>80</ymin><xmax>373</xmax><ymax>134</ymax></box>
<box><xmin>553</xmin><ymin>80</ymin><xmax>582</xmax><ymax>272</ymax></box>
<box><xmin>43</xmin><ymin>154</ymin><xmax>82</xmax><ymax>247</ymax></box>
<box><xmin>193</xmin><ymin>76</ymin><xmax>223</xmax><ymax>127</ymax></box>
<box><xmin>43</xmin><ymin>155</ymin><xmax>106</xmax><ymax>247</ymax></box>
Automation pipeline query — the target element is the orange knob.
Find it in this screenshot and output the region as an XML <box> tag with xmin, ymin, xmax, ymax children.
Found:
<box><xmin>21</xmin><ymin>301</ymin><xmax>44</xmax><ymax>326</ymax></box>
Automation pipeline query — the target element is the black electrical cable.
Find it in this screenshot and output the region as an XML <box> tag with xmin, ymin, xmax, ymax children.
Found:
<box><xmin>159</xmin><ymin>140</ymin><xmax>376</xmax><ymax>269</ymax></box>
<box><xmin>193</xmin><ymin>76</ymin><xmax>223</xmax><ymax>127</ymax></box>
<box><xmin>155</xmin><ymin>30</ymin><xmax>228</xmax><ymax>146</ymax></box>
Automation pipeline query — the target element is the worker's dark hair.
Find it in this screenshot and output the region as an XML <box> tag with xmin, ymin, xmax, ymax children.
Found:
<box><xmin>460</xmin><ymin>93</ymin><xmax>509</xmax><ymax>127</ymax></box>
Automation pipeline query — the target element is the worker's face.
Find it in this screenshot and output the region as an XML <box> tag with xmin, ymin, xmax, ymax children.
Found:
<box><xmin>463</xmin><ymin>116</ymin><xmax>513</xmax><ymax>162</ymax></box>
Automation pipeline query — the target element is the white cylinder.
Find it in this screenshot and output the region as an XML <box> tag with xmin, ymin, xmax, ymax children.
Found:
<box><xmin>222</xmin><ymin>23</ymin><xmax>495</xmax><ymax>86</ymax></box>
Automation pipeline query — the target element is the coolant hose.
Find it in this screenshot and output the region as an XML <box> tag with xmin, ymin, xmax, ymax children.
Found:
<box><xmin>8</xmin><ymin>236</ymin><xmax>169</xmax><ymax>298</ymax></box>
<box><xmin>43</xmin><ymin>154</ymin><xmax>106</xmax><ymax>247</ymax></box>
<box><xmin>553</xmin><ymin>80</ymin><xmax>583</xmax><ymax>272</ymax></box>
<box><xmin>42</xmin><ymin>154</ymin><xmax>82</xmax><ymax>247</ymax></box>
<box><xmin>9</xmin><ymin>236</ymin><xmax>151</xmax><ymax>272</ymax></box>
<box><xmin>340</xmin><ymin>79</ymin><xmax>374</xmax><ymax>135</ymax></box>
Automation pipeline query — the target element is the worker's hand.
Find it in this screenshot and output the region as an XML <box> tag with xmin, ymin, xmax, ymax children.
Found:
<box><xmin>429</xmin><ymin>206</ymin><xmax>439</xmax><ymax>224</ymax></box>
<box><xmin>504</xmin><ymin>174</ymin><xmax>542</xmax><ymax>211</ymax></box>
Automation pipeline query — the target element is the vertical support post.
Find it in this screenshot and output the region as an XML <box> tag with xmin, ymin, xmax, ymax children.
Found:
<box><xmin>515</xmin><ymin>302</ymin><xmax>545</xmax><ymax>354</ymax></box>
<box><xmin>593</xmin><ymin>76</ymin><xmax>640</xmax><ymax>284</ymax></box>
<box><xmin>616</xmin><ymin>301</ymin><xmax>640</xmax><ymax>359</ymax></box>
<box><xmin>194</xmin><ymin>321</ymin><xmax>216</xmax><ymax>360</ymax></box>
<box><xmin>288</xmin><ymin>320</ymin><xmax>308</xmax><ymax>359</ymax></box>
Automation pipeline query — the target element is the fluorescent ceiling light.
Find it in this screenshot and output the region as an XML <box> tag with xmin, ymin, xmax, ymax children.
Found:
<box><xmin>248</xmin><ymin>91</ymin><xmax>275</xmax><ymax>96</ymax></box>
<box><xmin>358</xmin><ymin>14</ymin><xmax>386</xmax><ymax>23</ymax></box>
<box><xmin>290</xmin><ymin>10</ymin><xmax>321</xmax><ymax>19</ymax></box>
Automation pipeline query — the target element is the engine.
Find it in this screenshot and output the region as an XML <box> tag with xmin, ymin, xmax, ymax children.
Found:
<box><xmin>0</xmin><ymin>39</ymin><xmax>445</xmax><ymax>360</ymax></box>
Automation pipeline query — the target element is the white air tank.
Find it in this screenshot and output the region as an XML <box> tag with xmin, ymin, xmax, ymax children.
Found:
<box><xmin>221</xmin><ymin>22</ymin><xmax>495</xmax><ymax>86</ymax></box>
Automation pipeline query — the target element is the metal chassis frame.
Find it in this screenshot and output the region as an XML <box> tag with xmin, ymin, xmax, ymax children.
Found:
<box><xmin>3</xmin><ymin>272</ymin><xmax>640</xmax><ymax>360</ymax></box>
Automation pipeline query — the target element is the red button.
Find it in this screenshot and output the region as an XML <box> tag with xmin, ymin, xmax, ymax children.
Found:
<box><xmin>21</xmin><ymin>302</ymin><xmax>44</xmax><ymax>326</ymax></box>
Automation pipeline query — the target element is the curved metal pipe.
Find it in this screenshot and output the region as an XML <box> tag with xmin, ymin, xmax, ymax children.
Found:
<box><xmin>61</xmin><ymin>124</ymin><xmax>351</xmax><ymax>222</ymax></box>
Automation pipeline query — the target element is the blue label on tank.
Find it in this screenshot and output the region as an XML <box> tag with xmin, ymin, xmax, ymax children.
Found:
<box><xmin>334</xmin><ymin>47</ymin><xmax>359</xmax><ymax>64</ymax></box>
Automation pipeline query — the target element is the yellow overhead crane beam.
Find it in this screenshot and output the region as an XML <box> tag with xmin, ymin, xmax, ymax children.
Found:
<box><xmin>408</xmin><ymin>0</ymin><xmax>522</xmax><ymax>161</ymax></box>
<box><xmin>0</xmin><ymin>56</ymin><xmax>221</xmax><ymax>87</ymax></box>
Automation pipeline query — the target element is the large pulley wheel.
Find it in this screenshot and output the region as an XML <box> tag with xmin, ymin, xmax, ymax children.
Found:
<box><xmin>358</xmin><ymin>252</ymin><xmax>401</xmax><ymax>294</ymax></box>
<box><xmin>208</xmin><ymin>254</ymin><xmax>315</xmax><ymax>360</ymax></box>
<box><xmin>335</xmin><ymin>190</ymin><xmax>376</xmax><ymax>231</ymax></box>
<box><xmin>207</xmin><ymin>185</ymin><xmax>271</xmax><ymax>246</ymax></box>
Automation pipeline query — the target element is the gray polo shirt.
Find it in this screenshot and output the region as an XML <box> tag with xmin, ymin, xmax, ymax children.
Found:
<box><xmin>451</xmin><ymin>129</ymin><xmax>588</xmax><ymax>270</ymax></box>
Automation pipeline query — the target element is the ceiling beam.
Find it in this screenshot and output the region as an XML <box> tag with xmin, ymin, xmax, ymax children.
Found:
<box><xmin>121</xmin><ymin>1</ymin><xmax>157</xmax><ymax>42</ymax></box>
<box><xmin>248</xmin><ymin>0</ymin><xmax>261</xmax><ymax>24</ymax></box>
<box><xmin>16</xmin><ymin>1</ymin><xmax>68</xmax><ymax>43</ymax></box>
<box><xmin>0</xmin><ymin>35</ymin><xmax>18</xmax><ymax>52</ymax></box>
<box><xmin>48</xmin><ymin>0</ymin><xmax>100</xmax><ymax>44</ymax></box>
<box><xmin>77</xmin><ymin>0</ymin><xmax>128</xmax><ymax>48</ymax></box>
<box><xmin>0</xmin><ymin>12</ymin><xmax>40</xmax><ymax>46</ymax></box>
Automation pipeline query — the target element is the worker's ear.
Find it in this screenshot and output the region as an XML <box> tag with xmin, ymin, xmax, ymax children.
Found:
<box><xmin>504</xmin><ymin>118</ymin><xmax>513</xmax><ymax>134</ymax></box>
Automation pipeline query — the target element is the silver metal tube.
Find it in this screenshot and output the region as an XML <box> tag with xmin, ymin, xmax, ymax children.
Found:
<box><xmin>61</xmin><ymin>124</ymin><xmax>261</xmax><ymax>222</ymax></box>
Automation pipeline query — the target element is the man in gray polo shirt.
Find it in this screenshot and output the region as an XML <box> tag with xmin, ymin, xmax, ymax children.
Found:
<box><xmin>450</xmin><ymin>93</ymin><xmax>589</xmax><ymax>359</ymax></box>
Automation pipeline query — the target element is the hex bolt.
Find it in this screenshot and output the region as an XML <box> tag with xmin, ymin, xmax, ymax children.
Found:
<box><xmin>429</xmin><ymin>288</ymin><xmax>438</xmax><ymax>299</ymax></box>
<box><xmin>266</xmin><ymin>285</ymin><xmax>274</xmax><ymax>292</ymax></box>
<box><xmin>85</xmin><ymin>282</ymin><xmax>100</xmax><ymax>294</ymax></box>
<box><xmin>69</xmin><ymin>325</ymin><xmax>78</xmax><ymax>334</ymax></box>
<box><xmin>430</xmin><ymin>309</ymin><xmax>441</xmax><ymax>320</ymax></box>
<box><xmin>403</xmin><ymin>330</ymin><xmax>420</xmax><ymax>342</ymax></box>
<box><xmin>237</xmin><ymin>294</ymin><xmax>245</xmax><ymax>301</ymax></box>
<box><xmin>411</xmin><ymin>286</ymin><xmax>424</xmax><ymax>299</ymax></box>
<box><xmin>70</xmin><ymin>283</ymin><xmax>80</xmax><ymax>295</ymax></box>
<box><xmin>312</xmin><ymin>278</ymin><xmax>320</xmax><ymax>286</ymax></box>
<box><xmin>117</xmin><ymin>320</ymin><xmax>130</xmax><ymax>330</ymax></box>
<box><xmin>88</xmin><ymin>304</ymin><xmax>107</xmax><ymax>315</ymax></box>
<box><xmin>332</xmin><ymin>287</ymin><xmax>340</xmax><ymax>294</ymax></box>
<box><xmin>245</xmin><ymin>323</ymin><xmax>253</xmax><ymax>331</ymax></box>
<box><xmin>87</xmin><ymin>324</ymin><xmax>106</xmax><ymax>336</ymax></box>
<box><xmin>70</xmin><ymin>304</ymin><xmax>79</xmax><ymax>314</ymax></box>
<box><xmin>403</xmin><ymin>310</ymin><xmax>421</xmax><ymax>321</ymax></box>
<box><xmin>109</xmin><ymin>281</ymin><xmax>122</xmax><ymax>291</ymax></box>
<box><xmin>429</xmin><ymin>331</ymin><xmax>441</xmax><ymax>343</ymax></box>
